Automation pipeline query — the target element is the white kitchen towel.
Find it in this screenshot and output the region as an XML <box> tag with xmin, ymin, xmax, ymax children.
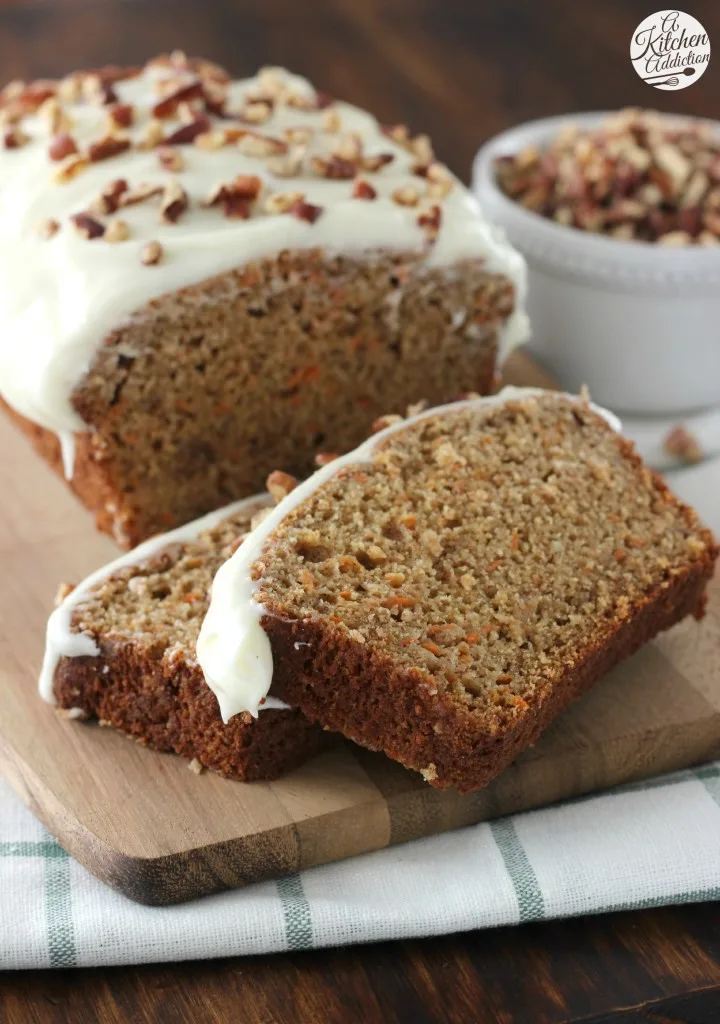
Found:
<box><xmin>1</xmin><ymin>762</ymin><xmax>719</xmax><ymax>970</ymax></box>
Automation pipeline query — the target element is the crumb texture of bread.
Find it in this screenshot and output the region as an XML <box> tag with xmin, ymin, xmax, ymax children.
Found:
<box><xmin>249</xmin><ymin>394</ymin><xmax>718</xmax><ymax>791</ymax></box>
<box><xmin>53</xmin><ymin>500</ymin><xmax>326</xmax><ymax>781</ymax></box>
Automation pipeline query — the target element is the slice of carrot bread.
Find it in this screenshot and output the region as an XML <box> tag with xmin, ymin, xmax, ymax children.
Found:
<box><xmin>41</xmin><ymin>494</ymin><xmax>326</xmax><ymax>781</ymax></box>
<box><xmin>197</xmin><ymin>388</ymin><xmax>718</xmax><ymax>793</ymax></box>
<box><xmin>0</xmin><ymin>54</ymin><xmax>527</xmax><ymax>548</ymax></box>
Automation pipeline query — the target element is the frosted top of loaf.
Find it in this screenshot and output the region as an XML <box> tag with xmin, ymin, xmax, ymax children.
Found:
<box><xmin>196</xmin><ymin>388</ymin><xmax>620</xmax><ymax>722</ymax></box>
<box><xmin>0</xmin><ymin>55</ymin><xmax>528</xmax><ymax>474</ymax></box>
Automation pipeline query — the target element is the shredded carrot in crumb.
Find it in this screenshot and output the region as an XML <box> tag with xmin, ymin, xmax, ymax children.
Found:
<box><xmin>421</xmin><ymin>641</ymin><xmax>442</xmax><ymax>656</ymax></box>
<box><xmin>213</xmin><ymin>402</ymin><xmax>232</xmax><ymax>415</ymax></box>
<box><xmin>487</xmin><ymin>558</ymin><xmax>504</xmax><ymax>571</ymax></box>
<box><xmin>328</xmin><ymin>614</ymin><xmax>342</xmax><ymax>623</ymax></box>
<box><xmin>174</xmin><ymin>400</ymin><xmax>191</xmax><ymax>413</ymax></box>
<box><xmin>340</xmin><ymin>590</ymin><xmax>352</xmax><ymax>600</ymax></box>
<box><xmin>511</xmin><ymin>696</ymin><xmax>528</xmax><ymax>709</ymax></box>
<box><xmin>614</xmin><ymin>549</ymin><xmax>626</xmax><ymax>562</ymax></box>
<box><xmin>400</xmin><ymin>513</ymin><xmax>416</xmax><ymax>528</ymax></box>
<box><xmin>510</xmin><ymin>530</ymin><xmax>520</xmax><ymax>551</ymax></box>
<box><xmin>353</xmin><ymin>472</ymin><xmax>368</xmax><ymax>484</ymax></box>
<box><xmin>465</xmin><ymin>632</ymin><xmax>480</xmax><ymax>643</ymax></box>
<box><xmin>286</xmin><ymin>365</ymin><xmax>320</xmax><ymax>390</ymax></box>
<box><xmin>182</xmin><ymin>593</ymin><xmax>198</xmax><ymax>604</ymax></box>
<box><xmin>496</xmin><ymin>673</ymin><xmax>514</xmax><ymax>684</ymax></box>
<box><xmin>122</xmin><ymin>433</ymin><xmax>140</xmax><ymax>445</ymax></box>
<box><xmin>402</xmin><ymin>638</ymin><xmax>414</xmax><ymax>647</ymax></box>
<box><xmin>382</xmin><ymin>595</ymin><xmax>417</xmax><ymax>608</ymax></box>
<box><xmin>427</xmin><ymin>623</ymin><xmax>454</xmax><ymax>634</ymax></box>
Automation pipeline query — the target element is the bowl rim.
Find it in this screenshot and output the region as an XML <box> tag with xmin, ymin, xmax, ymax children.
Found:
<box><xmin>472</xmin><ymin>110</ymin><xmax>720</xmax><ymax>272</ymax></box>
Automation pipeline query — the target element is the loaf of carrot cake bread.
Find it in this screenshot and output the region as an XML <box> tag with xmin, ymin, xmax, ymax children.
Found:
<box><xmin>40</xmin><ymin>492</ymin><xmax>326</xmax><ymax>781</ymax></box>
<box><xmin>0</xmin><ymin>53</ymin><xmax>528</xmax><ymax>547</ymax></box>
<box><xmin>197</xmin><ymin>388</ymin><xmax>718</xmax><ymax>793</ymax></box>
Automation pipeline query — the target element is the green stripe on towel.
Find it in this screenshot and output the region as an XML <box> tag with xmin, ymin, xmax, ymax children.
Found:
<box><xmin>490</xmin><ymin>819</ymin><xmax>545</xmax><ymax>922</ymax></box>
<box><xmin>277</xmin><ymin>874</ymin><xmax>313</xmax><ymax>950</ymax></box>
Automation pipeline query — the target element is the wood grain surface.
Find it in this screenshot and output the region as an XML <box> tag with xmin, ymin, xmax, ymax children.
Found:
<box><xmin>2</xmin><ymin>351</ymin><xmax>718</xmax><ymax>907</ymax></box>
<box><xmin>1</xmin><ymin>0</ymin><xmax>719</xmax><ymax>1018</ymax></box>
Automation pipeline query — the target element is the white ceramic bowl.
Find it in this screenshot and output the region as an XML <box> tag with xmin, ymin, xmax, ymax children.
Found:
<box><xmin>472</xmin><ymin>112</ymin><xmax>720</xmax><ymax>415</ymax></box>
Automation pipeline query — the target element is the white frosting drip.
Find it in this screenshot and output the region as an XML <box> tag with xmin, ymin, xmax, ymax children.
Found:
<box><xmin>196</xmin><ymin>388</ymin><xmax>621</xmax><ymax>722</ymax></box>
<box><xmin>0</xmin><ymin>63</ymin><xmax>528</xmax><ymax>475</ymax></box>
<box><xmin>39</xmin><ymin>491</ymin><xmax>289</xmax><ymax>713</ymax></box>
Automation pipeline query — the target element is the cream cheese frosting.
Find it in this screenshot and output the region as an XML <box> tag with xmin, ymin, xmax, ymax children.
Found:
<box><xmin>39</xmin><ymin>490</ymin><xmax>288</xmax><ymax>712</ymax></box>
<box><xmin>196</xmin><ymin>388</ymin><xmax>622</xmax><ymax>722</ymax></box>
<box><xmin>0</xmin><ymin>57</ymin><xmax>528</xmax><ymax>477</ymax></box>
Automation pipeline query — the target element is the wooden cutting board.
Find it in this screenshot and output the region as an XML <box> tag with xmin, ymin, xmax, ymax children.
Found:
<box><xmin>1</xmin><ymin>352</ymin><xmax>718</xmax><ymax>906</ymax></box>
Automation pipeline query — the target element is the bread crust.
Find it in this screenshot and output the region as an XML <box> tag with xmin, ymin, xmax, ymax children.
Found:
<box><xmin>52</xmin><ymin>640</ymin><xmax>327</xmax><ymax>783</ymax></box>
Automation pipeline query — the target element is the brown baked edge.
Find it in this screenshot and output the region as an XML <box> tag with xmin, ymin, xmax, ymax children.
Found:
<box><xmin>52</xmin><ymin>638</ymin><xmax>327</xmax><ymax>783</ymax></box>
<box><xmin>0</xmin><ymin>396</ymin><xmax>137</xmax><ymax>545</ymax></box>
<box><xmin>262</xmin><ymin>552</ymin><xmax>717</xmax><ymax>793</ymax></box>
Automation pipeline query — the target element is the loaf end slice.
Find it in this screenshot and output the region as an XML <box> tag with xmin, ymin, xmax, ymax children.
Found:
<box><xmin>47</xmin><ymin>496</ymin><xmax>326</xmax><ymax>782</ymax></box>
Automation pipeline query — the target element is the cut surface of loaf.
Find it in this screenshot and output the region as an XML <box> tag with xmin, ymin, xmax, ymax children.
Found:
<box><xmin>0</xmin><ymin>55</ymin><xmax>527</xmax><ymax>547</ymax></box>
<box><xmin>197</xmin><ymin>389</ymin><xmax>718</xmax><ymax>792</ymax></box>
<box><xmin>44</xmin><ymin>495</ymin><xmax>326</xmax><ymax>782</ymax></box>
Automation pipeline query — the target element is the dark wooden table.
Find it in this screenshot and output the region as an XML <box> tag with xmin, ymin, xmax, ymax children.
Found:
<box><xmin>1</xmin><ymin>0</ymin><xmax>719</xmax><ymax>1020</ymax></box>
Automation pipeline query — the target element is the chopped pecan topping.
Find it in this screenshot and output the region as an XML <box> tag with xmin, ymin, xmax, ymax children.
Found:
<box><xmin>194</xmin><ymin>129</ymin><xmax>226</xmax><ymax>151</ymax></box>
<box><xmin>206</xmin><ymin>174</ymin><xmax>262</xmax><ymax>218</ymax></box>
<box><xmin>237</xmin><ymin>131</ymin><xmax>287</xmax><ymax>157</ymax></box>
<box><xmin>104</xmin><ymin>218</ymin><xmax>130</xmax><ymax>243</ymax></box>
<box><xmin>141</xmin><ymin>240</ymin><xmax>163</xmax><ymax>265</ymax></box>
<box><xmin>332</xmin><ymin>132</ymin><xmax>362</xmax><ymax>162</ymax></box>
<box><xmin>118</xmin><ymin>182</ymin><xmax>164</xmax><ymax>207</ymax></box>
<box><xmin>322</xmin><ymin>109</ymin><xmax>341</xmax><ymax>133</ymax></box>
<box><xmin>70</xmin><ymin>213</ymin><xmax>105</xmax><ymax>240</ymax></box>
<box><xmin>382</xmin><ymin>123</ymin><xmax>410</xmax><ymax>145</ymax></box>
<box><xmin>426</xmin><ymin>162</ymin><xmax>454</xmax><ymax>198</ymax></box>
<box><xmin>267</xmin><ymin>470</ymin><xmax>299</xmax><ymax>502</ymax></box>
<box><xmin>152</xmin><ymin>78</ymin><xmax>205</xmax><ymax>118</ymax></box>
<box><xmin>290</xmin><ymin>199</ymin><xmax>323</xmax><ymax>223</ymax></box>
<box><xmin>264</xmin><ymin>189</ymin><xmax>305</xmax><ymax>214</ymax></box>
<box><xmin>83</xmin><ymin>74</ymin><xmax>118</xmax><ymax>106</ymax></box>
<box><xmin>243</xmin><ymin>100</ymin><xmax>273</xmax><ymax>124</ymax></box>
<box><xmin>283</xmin><ymin>126</ymin><xmax>314</xmax><ymax>146</ymax></box>
<box><xmin>48</xmin><ymin>132</ymin><xmax>78</xmax><ymax>162</ymax></box>
<box><xmin>88</xmin><ymin>135</ymin><xmax>131</xmax><ymax>162</ymax></box>
<box><xmin>314</xmin><ymin>452</ymin><xmax>339</xmax><ymax>467</ymax></box>
<box><xmin>3</xmin><ymin>126</ymin><xmax>29</xmax><ymax>149</ymax></box>
<box><xmin>417</xmin><ymin>203</ymin><xmax>442</xmax><ymax>237</ymax></box>
<box><xmin>353</xmin><ymin>179</ymin><xmax>377</xmax><ymax>200</ymax></box>
<box><xmin>410</xmin><ymin>133</ymin><xmax>434</xmax><ymax>163</ymax></box>
<box><xmin>266</xmin><ymin>146</ymin><xmax>307</xmax><ymax>178</ymax></box>
<box><xmin>165</xmin><ymin>115</ymin><xmax>211</xmax><ymax>145</ymax></box>
<box><xmin>157</xmin><ymin>145</ymin><xmax>185</xmax><ymax>171</ymax></box>
<box><xmin>160</xmin><ymin>179</ymin><xmax>189</xmax><ymax>222</ymax></box>
<box><xmin>52</xmin><ymin>154</ymin><xmax>90</xmax><ymax>184</ymax></box>
<box><xmin>310</xmin><ymin>155</ymin><xmax>357</xmax><ymax>179</ymax></box>
<box><xmin>107</xmin><ymin>103</ymin><xmax>134</xmax><ymax>129</ymax></box>
<box><xmin>90</xmin><ymin>177</ymin><xmax>129</xmax><ymax>215</ymax></box>
<box><xmin>392</xmin><ymin>184</ymin><xmax>420</xmax><ymax>206</ymax></box>
<box><xmin>38</xmin><ymin>218</ymin><xmax>60</xmax><ymax>239</ymax></box>
<box><xmin>38</xmin><ymin>97</ymin><xmax>72</xmax><ymax>134</ymax></box>
<box><xmin>361</xmin><ymin>152</ymin><xmax>395</xmax><ymax>172</ymax></box>
<box><xmin>138</xmin><ymin>118</ymin><xmax>165</xmax><ymax>150</ymax></box>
